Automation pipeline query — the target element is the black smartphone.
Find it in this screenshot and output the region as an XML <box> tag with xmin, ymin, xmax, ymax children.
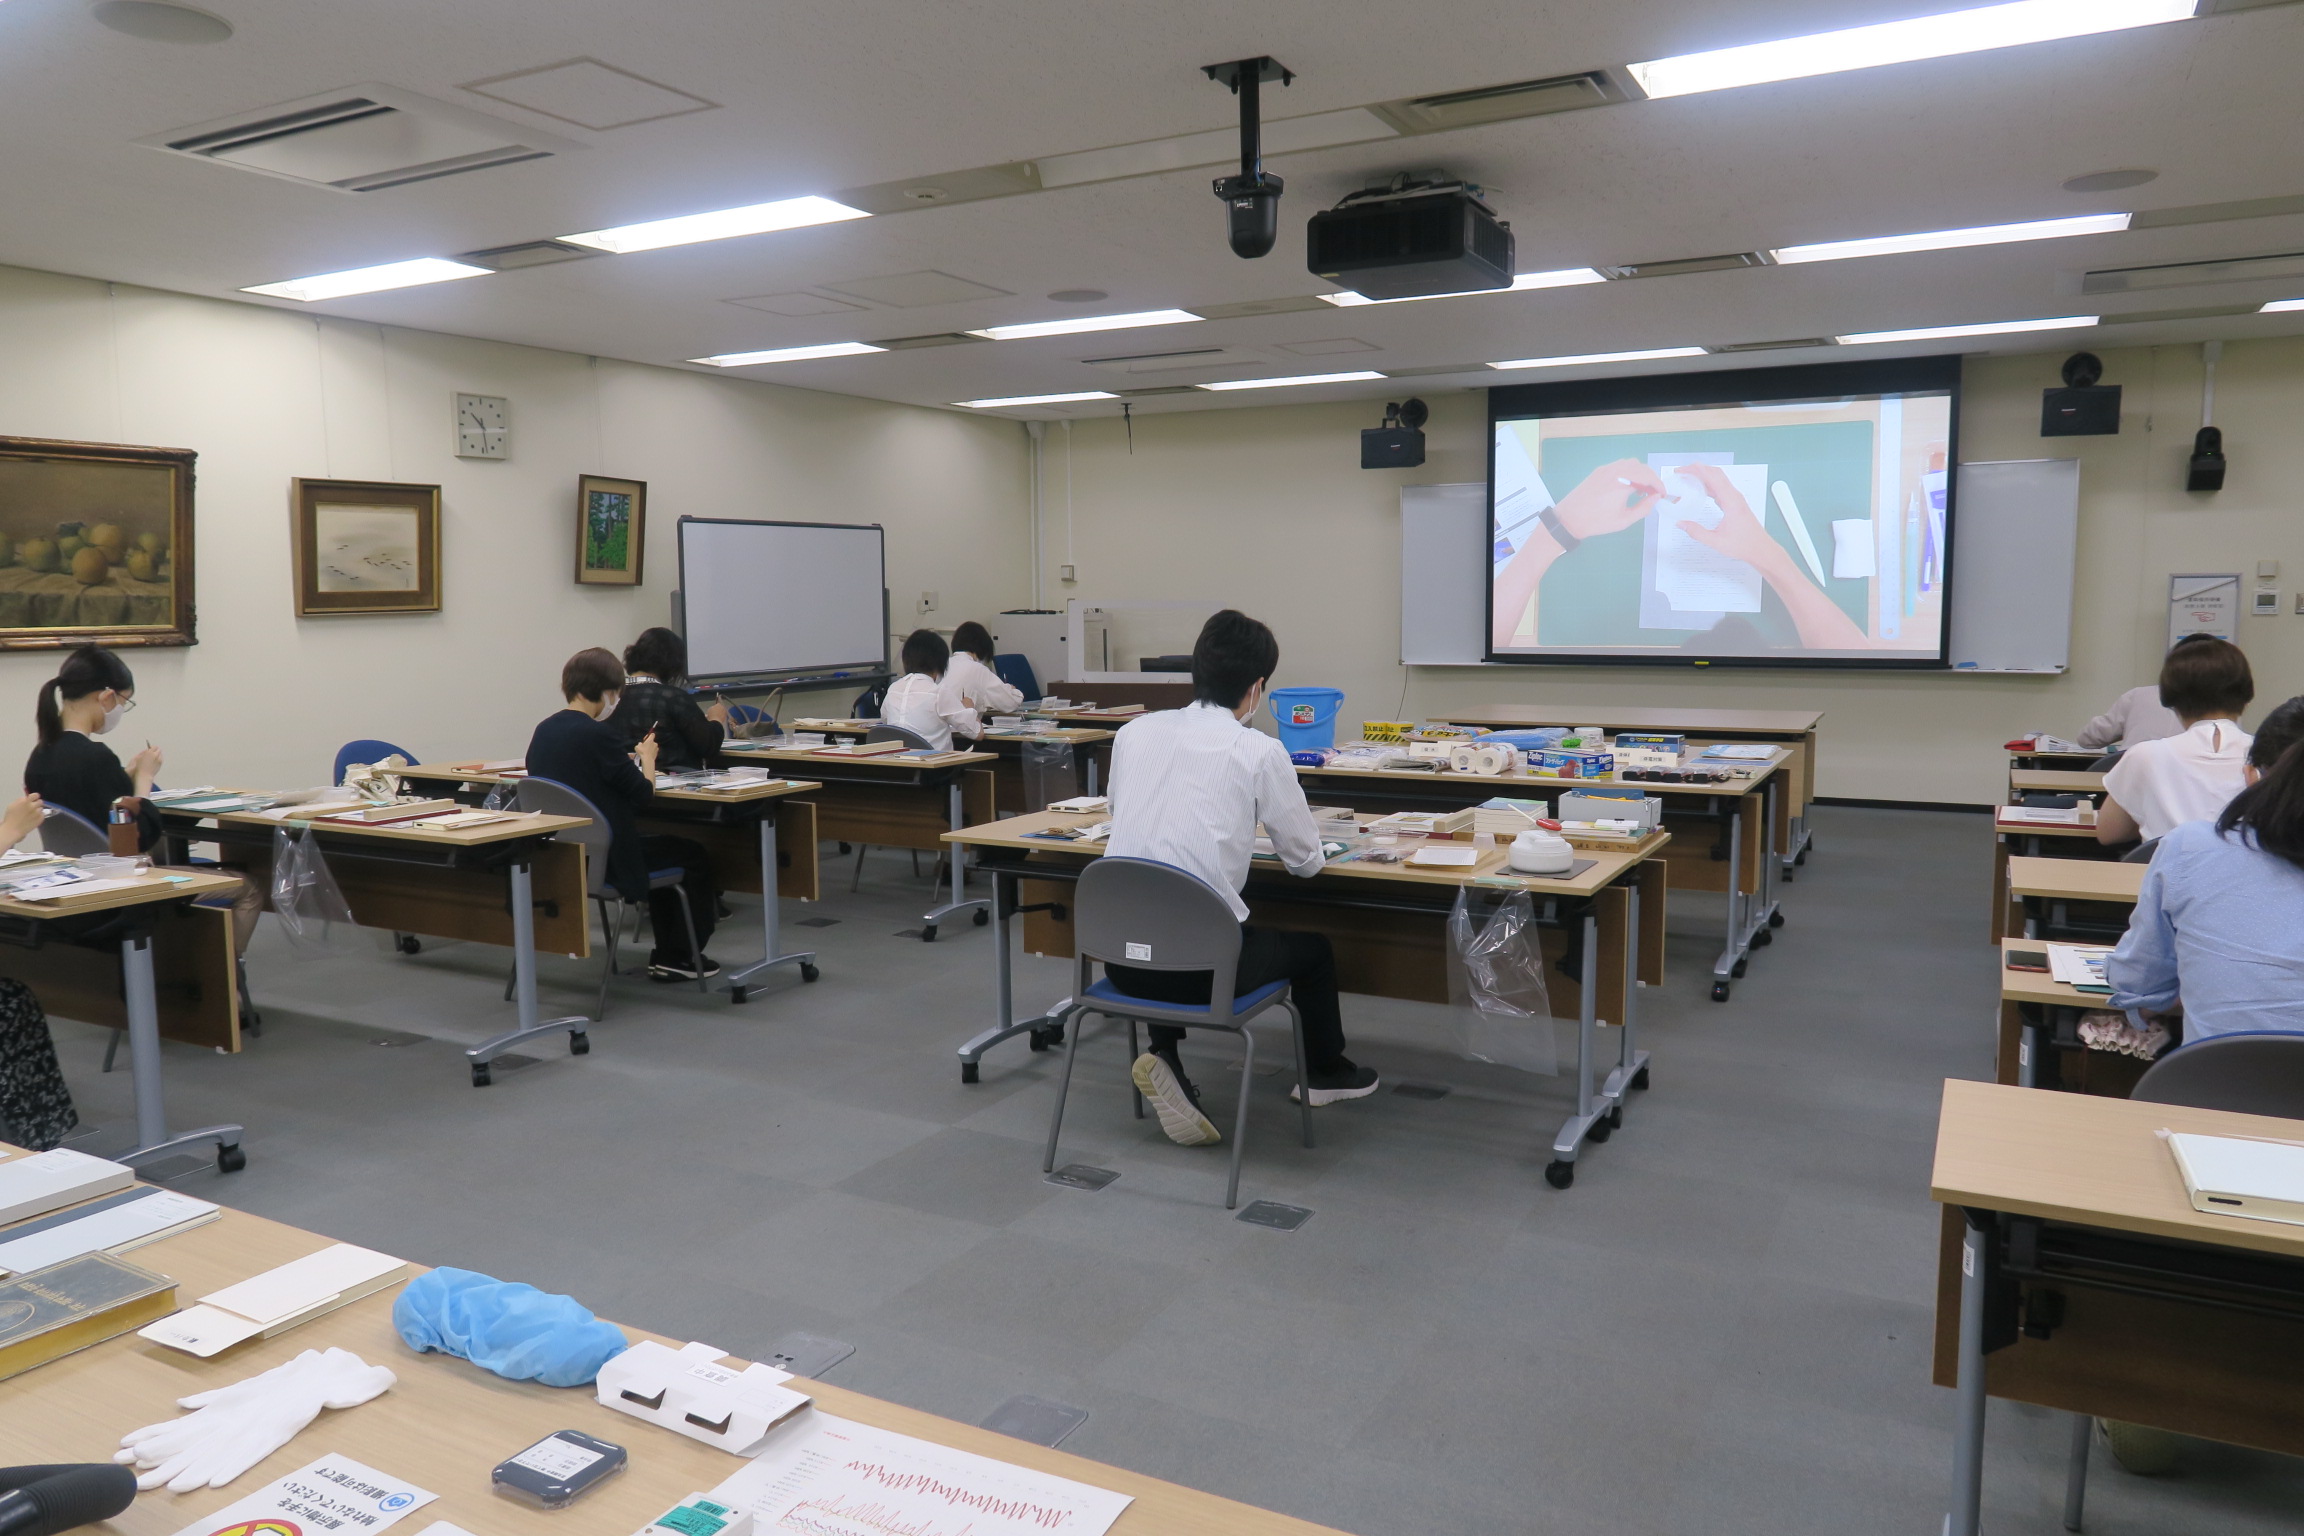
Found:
<box><xmin>2007</xmin><ymin>949</ymin><xmax>2050</xmax><ymax>972</ymax></box>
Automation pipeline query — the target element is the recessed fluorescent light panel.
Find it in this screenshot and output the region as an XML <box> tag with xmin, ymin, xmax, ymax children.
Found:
<box><xmin>1321</xmin><ymin>268</ymin><xmax>1606</xmax><ymax>306</ymax></box>
<box><xmin>968</xmin><ymin>309</ymin><xmax>1201</xmax><ymax>341</ymax></box>
<box><xmin>690</xmin><ymin>342</ymin><xmax>885</xmax><ymax>366</ymax></box>
<box><xmin>2264</xmin><ymin>298</ymin><xmax>2304</xmax><ymax>313</ymax></box>
<box><xmin>1488</xmin><ymin>346</ymin><xmax>1706</xmax><ymax>371</ymax></box>
<box><xmin>241</xmin><ymin>257</ymin><xmax>491</xmax><ymax>302</ymax></box>
<box><xmin>1629</xmin><ymin>0</ymin><xmax>2196</xmax><ymax>100</ymax></box>
<box><xmin>1773</xmin><ymin>212</ymin><xmax>2130</xmax><ymax>265</ymax></box>
<box><xmin>956</xmin><ymin>391</ymin><xmax>1120</xmax><ymax>408</ymax></box>
<box><xmin>1835</xmin><ymin>315</ymin><xmax>2097</xmax><ymax>345</ymax></box>
<box><xmin>1198</xmin><ymin>371</ymin><xmax>1386</xmax><ymax>391</ymax></box>
<box><xmin>561</xmin><ymin>195</ymin><xmax>869</xmax><ymax>254</ymax></box>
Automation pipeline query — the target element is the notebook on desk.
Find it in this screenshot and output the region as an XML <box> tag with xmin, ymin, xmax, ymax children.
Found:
<box><xmin>2169</xmin><ymin>1133</ymin><xmax>2304</xmax><ymax>1227</ymax></box>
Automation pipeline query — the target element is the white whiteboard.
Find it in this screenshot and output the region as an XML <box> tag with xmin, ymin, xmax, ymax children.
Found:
<box><xmin>1946</xmin><ymin>459</ymin><xmax>2079</xmax><ymax>674</ymax></box>
<box><xmin>1398</xmin><ymin>465</ymin><xmax>2081</xmax><ymax>674</ymax></box>
<box><xmin>1399</xmin><ymin>483</ymin><xmax>1487</xmax><ymax>665</ymax></box>
<box><xmin>678</xmin><ymin>519</ymin><xmax>887</xmax><ymax>682</ymax></box>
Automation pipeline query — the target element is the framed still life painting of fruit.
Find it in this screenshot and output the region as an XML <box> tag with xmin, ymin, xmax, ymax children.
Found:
<box><xmin>575</xmin><ymin>473</ymin><xmax>645</xmax><ymax>586</ymax></box>
<box><xmin>0</xmin><ymin>436</ymin><xmax>195</xmax><ymax>649</ymax></box>
<box><xmin>292</xmin><ymin>478</ymin><xmax>441</xmax><ymax>616</ymax></box>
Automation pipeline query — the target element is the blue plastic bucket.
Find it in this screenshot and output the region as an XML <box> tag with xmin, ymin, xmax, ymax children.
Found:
<box><xmin>1269</xmin><ymin>686</ymin><xmax>1345</xmax><ymax>752</ymax></box>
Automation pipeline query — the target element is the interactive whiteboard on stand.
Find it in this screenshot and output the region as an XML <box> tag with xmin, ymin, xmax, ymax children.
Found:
<box><xmin>675</xmin><ymin>518</ymin><xmax>889</xmax><ymax>687</ymax></box>
<box><xmin>1945</xmin><ymin>458</ymin><xmax>2079</xmax><ymax>674</ymax></box>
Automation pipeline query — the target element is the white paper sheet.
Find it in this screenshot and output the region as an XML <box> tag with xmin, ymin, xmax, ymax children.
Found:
<box><xmin>202</xmin><ymin>1242</ymin><xmax>407</xmax><ymax>1325</ymax></box>
<box><xmin>711</xmin><ymin>1411</ymin><xmax>1132</xmax><ymax>1536</ymax></box>
<box><xmin>1831</xmin><ymin>519</ymin><xmax>1876</xmax><ymax>580</ymax></box>
<box><xmin>0</xmin><ymin>1186</ymin><xmax>218</xmax><ymax>1273</ymax></box>
<box><xmin>1652</xmin><ymin>461</ymin><xmax>1768</xmax><ymax>614</ymax></box>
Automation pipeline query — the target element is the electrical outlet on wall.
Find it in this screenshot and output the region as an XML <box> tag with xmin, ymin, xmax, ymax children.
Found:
<box><xmin>1060</xmin><ymin>564</ymin><xmax>1076</xmax><ymax>582</ymax></box>
<box><xmin>918</xmin><ymin>590</ymin><xmax>938</xmax><ymax>614</ymax></box>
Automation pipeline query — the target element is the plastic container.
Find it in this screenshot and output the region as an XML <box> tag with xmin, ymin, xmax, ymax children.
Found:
<box><xmin>1269</xmin><ymin>686</ymin><xmax>1345</xmax><ymax>752</ymax></box>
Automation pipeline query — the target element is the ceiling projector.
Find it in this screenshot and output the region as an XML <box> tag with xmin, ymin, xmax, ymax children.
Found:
<box><xmin>1308</xmin><ymin>175</ymin><xmax>1514</xmax><ymax>300</ymax></box>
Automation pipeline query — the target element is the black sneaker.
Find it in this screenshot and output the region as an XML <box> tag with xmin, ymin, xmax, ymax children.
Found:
<box><xmin>1290</xmin><ymin>1061</ymin><xmax>1380</xmax><ymax>1106</ymax></box>
<box><xmin>649</xmin><ymin>955</ymin><xmax>723</xmax><ymax>981</ymax></box>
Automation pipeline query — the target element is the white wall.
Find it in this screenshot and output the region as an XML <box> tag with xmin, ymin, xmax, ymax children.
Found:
<box><xmin>1037</xmin><ymin>340</ymin><xmax>2304</xmax><ymax>805</ymax></box>
<box><xmin>0</xmin><ymin>265</ymin><xmax>1030</xmax><ymax>787</ymax></box>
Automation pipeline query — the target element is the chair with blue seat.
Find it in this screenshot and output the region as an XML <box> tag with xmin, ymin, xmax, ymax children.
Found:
<box><xmin>333</xmin><ymin>739</ymin><xmax>419</xmax><ymax>786</ymax></box>
<box><xmin>724</xmin><ymin>703</ymin><xmax>773</xmax><ymax>740</ymax></box>
<box><xmin>37</xmin><ymin>804</ymin><xmax>108</xmax><ymax>857</ymax></box>
<box><xmin>1041</xmin><ymin>857</ymin><xmax>1312</xmax><ymax>1209</ymax></box>
<box><xmin>992</xmin><ymin>653</ymin><xmax>1040</xmax><ymax>703</ymax></box>
<box><xmin>511</xmin><ymin>776</ymin><xmax>705</xmax><ymax>1015</ymax></box>
<box><xmin>851</xmin><ymin>682</ymin><xmax>888</xmax><ymax>721</ymax></box>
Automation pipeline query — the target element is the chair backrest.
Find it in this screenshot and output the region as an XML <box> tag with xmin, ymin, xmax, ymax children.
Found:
<box><xmin>726</xmin><ymin>703</ymin><xmax>772</xmax><ymax>726</ymax></box>
<box><xmin>992</xmin><ymin>652</ymin><xmax>1039</xmax><ymax>701</ymax></box>
<box><xmin>2087</xmin><ymin>750</ymin><xmax>2121</xmax><ymax>773</ymax></box>
<box><xmin>2121</xmin><ymin>836</ymin><xmax>2162</xmax><ymax>865</ymax></box>
<box><xmin>1074</xmin><ymin>857</ymin><xmax>1247</xmax><ymax>1020</ymax></box>
<box><xmin>513</xmin><ymin>777</ymin><xmax>615</xmax><ymax>898</ymax></box>
<box><xmin>2134</xmin><ymin>1033</ymin><xmax>2304</xmax><ymax>1119</ymax></box>
<box><xmin>39</xmin><ymin>806</ymin><xmax>109</xmax><ymax>857</ymax></box>
<box><xmin>335</xmin><ymin>738</ymin><xmax>419</xmax><ymax>785</ymax></box>
<box><xmin>851</xmin><ymin>682</ymin><xmax>887</xmax><ymax>720</ymax></box>
<box><xmin>866</xmin><ymin>724</ymin><xmax>936</xmax><ymax>751</ymax></box>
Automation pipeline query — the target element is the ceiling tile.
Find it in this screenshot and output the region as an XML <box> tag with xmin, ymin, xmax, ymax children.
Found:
<box><xmin>725</xmin><ymin>291</ymin><xmax>869</xmax><ymax>317</ymax></box>
<box><xmin>821</xmin><ymin>270</ymin><xmax>1014</xmax><ymax>307</ymax></box>
<box><xmin>463</xmin><ymin>58</ymin><xmax>717</xmax><ymax>131</ymax></box>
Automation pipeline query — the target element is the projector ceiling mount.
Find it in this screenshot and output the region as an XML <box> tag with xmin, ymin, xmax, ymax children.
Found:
<box><xmin>1203</xmin><ymin>56</ymin><xmax>1293</xmax><ymax>259</ymax></box>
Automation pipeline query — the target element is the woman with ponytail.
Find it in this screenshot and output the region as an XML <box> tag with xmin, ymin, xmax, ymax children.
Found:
<box><xmin>22</xmin><ymin>644</ymin><xmax>263</xmax><ymax>953</ymax></box>
<box><xmin>2108</xmin><ymin>695</ymin><xmax>2304</xmax><ymax>1041</ymax></box>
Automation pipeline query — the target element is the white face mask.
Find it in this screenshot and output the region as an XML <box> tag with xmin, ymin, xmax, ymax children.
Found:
<box><xmin>97</xmin><ymin>699</ymin><xmax>126</xmax><ymax>735</ymax></box>
<box><xmin>599</xmin><ymin>692</ymin><xmax>621</xmax><ymax>718</ymax></box>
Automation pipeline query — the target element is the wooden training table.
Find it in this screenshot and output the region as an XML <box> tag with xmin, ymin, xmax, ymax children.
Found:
<box><xmin>0</xmin><ymin>1152</ymin><xmax>1356</xmax><ymax>1536</ymax></box>
<box><xmin>945</xmin><ymin>810</ymin><xmax>1669</xmax><ymax>1188</ymax></box>
<box><xmin>1932</xmin><ymin>1080</ymin><xmax>2304</xmax><ymax>1535</ymax></box>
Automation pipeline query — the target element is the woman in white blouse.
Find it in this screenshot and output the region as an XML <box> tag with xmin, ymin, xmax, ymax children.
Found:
<box><xmin>947</xmin><ymin>621</ymin><xmax>1024</xmax><ymax>716</ymax></box>
<box><xmin>2098</xmin><ymin>636</ymin><xmax>2254</xmax><ymax>845</ymax></box>
<box><xmin>880</xmin><ymin>629</ymin><xmax>979</xmax><ymax>751</ymax></box>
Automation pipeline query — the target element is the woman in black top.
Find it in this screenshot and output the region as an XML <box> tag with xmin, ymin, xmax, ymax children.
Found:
<box><xmin>23</xmin><ymin>645</ymin><xmax>263</xmax><ymax>952</ymax></box>
<box><xmin>23</xmin><ymin>645</ymin><xmax>162</xmax><ymax>848</ymax></box>
<box><xmin>608</xmin><ymin>627</ymin><xmax>732</xmax><ymax>772</ymax></box>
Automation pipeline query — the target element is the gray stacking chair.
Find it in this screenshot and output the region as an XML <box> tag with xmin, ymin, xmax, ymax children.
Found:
<box><xmin>2055</xmin><ymin>1032</ymin><xmax>2304</xmax><ymax>1528</ymax></box>
<box><xmin>1040</xmin><ymin>856</ymin><xmax>1312</xmax><ymax>1209</ymax></box>
<box><xmin>513</xmin><ymin>776</ymin><xmax>704</xmax><ymax>1016</ymax></box>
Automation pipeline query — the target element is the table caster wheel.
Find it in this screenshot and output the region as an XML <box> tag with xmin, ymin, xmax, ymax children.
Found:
<box><xmin>1731</xmin><ymin>958</ymin><xmax>1749</xmax><ymax>979</ymax></box>
<box><xmin>973</xmin><ymin>908</ymin><xmax>990</xmax><ymax>926</ymax></box>
<box><xmin>1752</xmin><ymin>928</ymin><xmax>1773</xmax><ymax>948</ymax></box>
<box><xmin>1796</xmin><ymin>845</ymin><xmax>1810</xmax><ymax>865</ymax></box>
<box><xmin>215</xmin><ymin>1143</ymin><xmax>246</xmax><ymax>1174</ymax></box>
<box><xmin>470</xmin><ymin>1062</ymin><xmax>492</xmax><ymax>1087</ymax></box>
<box><xmin>1027</xmin><ymin>1028</ymin><xmax>1049</xmax><ymax>1052</ymax></box>
<box><xmin>1029</xmin><ymin>1023</ymin><xmax>1065</xmax><ymax>1051</ymax></box>
<box><xmin>1544</xmin><ymin>1160</ymin><xmax>1575</xmax><ymax>1189</ymax></box>
<box><xmin>730</xmin><ymin>986</ymin><xmax>749</xmax><ymax>1005</ymax></box>
<box><xmin>801</xmin><ymin>962</ymin><xmax>820</xmax><ymax>983</ymax></box>
<box><xmin>1587</xmin><ymin>1116</ymin><xmax>1613</xmax><ymax>1143</ymax></box>
<box><xmin>921</xmin><ymin>926</ymin><xmax>938</xmax><ymax>943</ymax></box>
<box><xmin>961</xmin><ymin>1061</ymin><xmax>980</xmax><ymax>1084</ymax></box>
<box><xmin>395</xmin><ymin>934</ymin><xmax>421</xmax><ymax>955</ymax></box>
<box><xmin>1608</xmin><ymin>1104</ymin><xmax>1624</xmax><ymax>1128</ymax></box>
<box><xmin>1711</xmin><ymin>982</ymin><xmax>1731</xmax><ymax>1002</ymax></box>
<box><xmin>569</xmin><ymin>1031</ymin><xmax>590</xmax><ymax>1056</ymax></box>
<box><xmin>1769</xmin><ymin>910</ymin><xmax>1785</xmax><ymax>927</ymax></box>
<box><xmin>1632</xmin><ymin>1065</ymin><xmax>1651</xmax><ymax>1090</ymax></box>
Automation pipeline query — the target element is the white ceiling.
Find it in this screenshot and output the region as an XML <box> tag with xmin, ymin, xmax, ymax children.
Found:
<box><xmin>8</xmin><ymin>0</ymin><xmax>2304</xmax><ymax>417</ymax></box>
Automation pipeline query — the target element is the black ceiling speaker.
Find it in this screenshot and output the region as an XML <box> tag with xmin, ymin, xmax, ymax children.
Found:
<box><xmin>2188</xmin><ymin>425</ymin><xmax>2227</xmax><ymax>492</ymax></box>
<box><xmin>1362</xmin><ymin>398</ymin><xmax>1428</xmax><ymax>468</ymax></box>
<box><xmin>2042</xmin><ymin>350</ymin><xmax>2122</xmax><ymax>436</ymax></box>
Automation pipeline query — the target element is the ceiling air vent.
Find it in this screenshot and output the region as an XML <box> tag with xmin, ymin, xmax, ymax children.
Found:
<box><xmin>868</xmin><ymin>333</ymin><xmax>989</xmax><ymax>350</ymax></box>
<box><xmin>1602</xmin><ymin>252</ymin><xmax>1774</xmax><ymax>280</ymax></box>
<box><xmin>1084</xmin><ymin>347</ymin><xmax>1267</xmax><ymax>374</ymax></box>
<box><xmin>2081</xmin><ymin>250</ymin><xmax>2304</xmax><ymax>295</ymax></box>
<box><xmin>1376</xmin><ymin>71</ymin><xmax>1631</xmax><ymax>134</ymax></box>
<box><xmin>460</xmin><ymin>240</ymin><xmax>599</xmax><ymax>271</ymax></box>
<box><xmin>146</xmin><ymin>85</ymin><xmax>579</xmax><ymax>193</ymax></box>
<box><xmin>1708</xmin><ymin>337</ymin><xmax>1835</xmax><ymax>353</ymax></box>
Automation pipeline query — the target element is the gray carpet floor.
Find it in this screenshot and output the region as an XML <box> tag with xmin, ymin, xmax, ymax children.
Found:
<box><xmin>42</xmin><ymin>806</ymin><xmax>2304</xmax><ymax>1534</ymax></box>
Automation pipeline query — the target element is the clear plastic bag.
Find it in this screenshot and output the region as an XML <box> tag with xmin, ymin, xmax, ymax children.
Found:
<box><xmin>1021</xmin><ymin>738</ymin><xmax>1079</xmax><ymax>812</ymax></box>
<box><xmin>1443</xmin><ymin>887</ymin><xmax>1556</xmax><ymax>1074</ymax></box>
<box><xmin>268</xmin><ymin>825</ymin><xmax>371</xmax><ymax>958</ymax></box>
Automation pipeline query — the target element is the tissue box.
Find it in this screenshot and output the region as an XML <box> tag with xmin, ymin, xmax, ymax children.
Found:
<box><xmin>1558</xmin><ymin>790</ymin><xmax>1659</xmax><ymax>829</ymax></box>
<box><xmin>1529</xmin><ymin>748</ymin><xmax>1614</xmax><ymax>780</ymax></box>
<box><xmin>597</xmin><ymin>1340</ymin><xmax>812</xmax><ymax>1455</ymax></box>
<box><xmin>1612</xmin><ymin>733</ymin><xmax>1685</xmax><ymax>754</ymax></box>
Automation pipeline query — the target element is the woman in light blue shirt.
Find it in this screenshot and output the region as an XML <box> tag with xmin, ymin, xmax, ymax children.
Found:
<box><xmin>2109</xmin><ymin>697</ymin><xmax>2304</xmax><ymax>1041</ymax></box>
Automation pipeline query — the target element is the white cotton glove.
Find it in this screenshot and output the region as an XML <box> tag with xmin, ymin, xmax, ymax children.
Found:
<box><xmin>117</xmin><ymin>1347</ymin><xmax>397</xmax><ymax>1492</ymax></box>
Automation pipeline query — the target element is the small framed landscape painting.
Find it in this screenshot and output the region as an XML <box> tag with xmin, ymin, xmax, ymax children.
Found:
<box><xmin>292</xmin><ymin>478</ymin><xmax>441</xmax><ymax>616</ymax></box>
<box><xmin>576</xmin><ymin>474</ymin><xmax>646</xmax><ymax>586</ymax></box>
<box><xmin>0</xmin><ymin>435</ymin><xmax>196</xmax><ymax>649</ymax></box>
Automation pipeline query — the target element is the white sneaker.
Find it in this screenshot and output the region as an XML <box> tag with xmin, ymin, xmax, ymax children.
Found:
<box><xmin>1132</xmin><ymin>1053</ymin><xmax>1220</xmax><ymax>1146</ymax></box>
<box><xmin>1290</xmin><ymin>1064</ymin><xmax>1381</xmax><ymax>1106</ymax></box>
